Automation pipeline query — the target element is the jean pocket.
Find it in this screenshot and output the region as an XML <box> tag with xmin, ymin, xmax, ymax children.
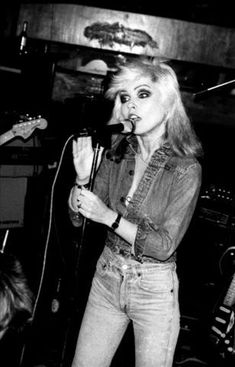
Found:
<box><xmin>139</xmin><ymin>272</ymin><xmax>173</xmax><ymax>293</ymax></box>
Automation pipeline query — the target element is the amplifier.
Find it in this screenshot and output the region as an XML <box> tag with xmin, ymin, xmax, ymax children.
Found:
<box><xmin>0</xmin><ymin>177</ymin><xmax>27</xmax><ymax>228</ymax></box>
<box><xmin>198</xmin><ymin>184</ymin><xmax>235</xmax><ymax>230</ymax></box>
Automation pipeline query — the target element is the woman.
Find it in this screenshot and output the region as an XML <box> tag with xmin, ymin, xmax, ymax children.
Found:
<box><xmin>68</xmin><ymin>57</ymin><xmax>203</xmax><ymax>367</ymax></box>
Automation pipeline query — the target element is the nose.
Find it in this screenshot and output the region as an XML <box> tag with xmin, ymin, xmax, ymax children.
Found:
<box><xmin>127</xmin><ymin>100</ymin><xmax>136</xmax><ymax>109</ymax></box>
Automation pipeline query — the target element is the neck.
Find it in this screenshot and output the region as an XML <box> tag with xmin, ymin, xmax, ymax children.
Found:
<box><xmin>137</xmin><ymin>135</ymin><xmax>164</xmax><ymax>162</ymax></box>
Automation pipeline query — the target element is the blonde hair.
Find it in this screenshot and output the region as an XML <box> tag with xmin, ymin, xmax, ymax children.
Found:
<box><xmin>106</xmin><ymin>57</ymin><xmax>202</xmax><ymax>157</ymax></box>
<box><xmin>0</xmin><ymin>253</ymin><xmax>33</xmax><ymax>334</ymax></box>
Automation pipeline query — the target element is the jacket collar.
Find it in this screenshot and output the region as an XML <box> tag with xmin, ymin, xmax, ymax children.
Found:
<box><xmin>126</xmin><ymin>134</ymin><xmax>173</xmax><ymax>160</ymax></box>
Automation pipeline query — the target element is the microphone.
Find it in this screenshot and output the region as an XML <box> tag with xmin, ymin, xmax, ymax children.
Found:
<box><xmin>74</xmin><ymin>119</ymin><xmax>135</xmax><ymax>138</ymax></box>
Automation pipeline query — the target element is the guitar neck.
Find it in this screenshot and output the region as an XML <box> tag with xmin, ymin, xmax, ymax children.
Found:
<box><xmin>0</xmin><ymin>130</ymin><xmax>15</xmax><ymax>146</ymax></box>
<box><xmin>224</xmin><ymin>273</ymin><xmax>235</xmax><ymax>306</ymax></box>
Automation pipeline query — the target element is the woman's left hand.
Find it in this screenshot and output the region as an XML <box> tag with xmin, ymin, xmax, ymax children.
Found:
<box><xmin>76</xmin><ymin>187</ymin><xmax>111</xmax><ymax>225</ymax></box>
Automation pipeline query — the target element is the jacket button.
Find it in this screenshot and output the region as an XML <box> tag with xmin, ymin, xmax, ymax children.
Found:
<box><xmin>129</xmin><ymin>170</ymin><xmax>134</xmax><ymax>175</ymax></box>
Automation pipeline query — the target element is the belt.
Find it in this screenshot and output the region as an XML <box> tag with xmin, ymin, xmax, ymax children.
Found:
<box><xmin>110</xmin><ymin>245</ymin><xmax>162</xmax><ymax>264</ymax></box>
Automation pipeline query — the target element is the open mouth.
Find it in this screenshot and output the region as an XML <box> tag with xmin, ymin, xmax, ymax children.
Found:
<box><xmin>128</xmin><ymin>114</ymin><xmax>140</xmax><ymax>122</ymax></box>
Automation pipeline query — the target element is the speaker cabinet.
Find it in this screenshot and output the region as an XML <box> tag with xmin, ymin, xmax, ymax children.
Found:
<box><xmin>0</xmin><ymin>177</ymin><xmax>27</xmax><ymax>228</ymax></box>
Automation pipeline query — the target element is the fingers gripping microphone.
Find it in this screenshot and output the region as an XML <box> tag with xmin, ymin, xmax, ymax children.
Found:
<box><xmin>74</xmin><ymin>119</ymin><xmax>135</xmax><ymax>138</ymax></box>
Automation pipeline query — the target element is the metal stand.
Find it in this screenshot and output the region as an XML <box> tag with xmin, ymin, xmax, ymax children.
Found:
<box><xmin>74</xmin><ymin>138</ymin><xmax>102</xmax><ymax>277</ymax></box>
<box><xmin>193</xmin><ymin>79</ymin><xmax>235</xmax><ymax>99</ymax></box>
<box><xmin>60</xmin><ymin>137</ymin><xmax>103</xmax><ymax>367</ymax></box>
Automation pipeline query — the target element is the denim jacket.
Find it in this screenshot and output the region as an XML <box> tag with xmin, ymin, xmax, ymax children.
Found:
<box><xmin>69</xmin><ymin>135</ymin><xmax>202</xmax><ymax>264</ymax></box>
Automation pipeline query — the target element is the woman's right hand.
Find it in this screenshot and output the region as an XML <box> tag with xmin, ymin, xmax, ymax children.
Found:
<box><xmin>72</xmin><ymin>136</ymin><xmax>104</xmax><ymax>183</ymax></box>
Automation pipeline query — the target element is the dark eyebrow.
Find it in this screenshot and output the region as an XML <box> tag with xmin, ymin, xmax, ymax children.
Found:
<box><xmin>134</xmin><ymin>84</ymin><xmax>150</xmax><ymax>90</ymax></box>
<box><xmin>119</xmin><ymin>84</ymin><xmax>150</xmax><ymax>94</ymax></box>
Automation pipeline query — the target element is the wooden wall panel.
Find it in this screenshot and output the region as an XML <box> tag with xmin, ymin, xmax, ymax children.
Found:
<box><xmin>17</xmin><ymin>4</ymin><xmax>235</xmax><ymax>69</ymax></box>
<box><xmin>18</xmin><ymin>4</ymin><xmax>54</xmax><ymax>40</ymax></box>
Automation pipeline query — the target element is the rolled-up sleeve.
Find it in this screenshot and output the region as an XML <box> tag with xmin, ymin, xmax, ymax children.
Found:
<box><xmin>134</xmin><ymin>163</ymin><xmax>202</xmax><ymax>261</ymax></box>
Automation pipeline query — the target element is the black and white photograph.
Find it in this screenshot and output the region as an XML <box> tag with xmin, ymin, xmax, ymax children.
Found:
<box><xmin>0</xmin><ymin>1</ymin><xmax>235</xmax><ymax>366</ymax></box>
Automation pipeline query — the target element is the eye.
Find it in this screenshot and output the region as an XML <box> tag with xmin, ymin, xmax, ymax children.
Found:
<box><xmin>119</xmin><ymin>94</ymin><xmax>130</xmax><ymax>104</ymax></box>
<box><xmin>138</xmin><ymin>89</ymin><xmax>151</xmax><ymax>99</ymax></box>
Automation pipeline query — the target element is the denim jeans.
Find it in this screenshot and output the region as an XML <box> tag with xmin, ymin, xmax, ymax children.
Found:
<box><xmin>72</xmin><ymin>246</ymin><xmax>180</xmax><ymax>367</ymax></box>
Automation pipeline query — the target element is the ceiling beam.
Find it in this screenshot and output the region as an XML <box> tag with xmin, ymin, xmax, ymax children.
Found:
<box><xmin>17</xmin><ymin>4</ymin><xmax>235</xmax><ymax>69</ymax></box>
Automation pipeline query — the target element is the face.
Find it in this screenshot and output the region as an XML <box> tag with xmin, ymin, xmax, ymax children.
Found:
<box><xmin>116</xmin><ymin>75</ymin><xmax>167</xmax><ymax>137</ymax></box>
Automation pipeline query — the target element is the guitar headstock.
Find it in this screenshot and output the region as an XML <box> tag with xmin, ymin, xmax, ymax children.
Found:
<box><xmin>11</xmin><ymin>116</ymin><xmax>48</xmax><ymax>140</ymax></box>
